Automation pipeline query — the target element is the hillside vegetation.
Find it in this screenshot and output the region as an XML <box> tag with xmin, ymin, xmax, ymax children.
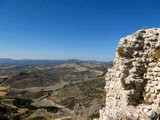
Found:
<box><xmin>0</xmin><ymin>61</ymin><xmax>112</xmax><ymax>120</ymax></box>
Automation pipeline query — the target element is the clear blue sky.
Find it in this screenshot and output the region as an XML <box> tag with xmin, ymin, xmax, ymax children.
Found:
<box><xmin>0</xmin><ymin>0</ymin><xmax>160</xmax><ymax>61</ymax></box>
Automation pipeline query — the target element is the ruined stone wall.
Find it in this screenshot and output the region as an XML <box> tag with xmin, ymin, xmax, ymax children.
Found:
<box><xmin>100</xmin><ymin>28</ymin><xmax>160</xmax><ymax>120</ymax></box>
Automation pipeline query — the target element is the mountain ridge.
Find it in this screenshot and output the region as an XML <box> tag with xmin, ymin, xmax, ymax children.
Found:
<box><xmin>0</xmin><ymin>58</ymin><xmax>110</xmax><ymax>66</ymax></box>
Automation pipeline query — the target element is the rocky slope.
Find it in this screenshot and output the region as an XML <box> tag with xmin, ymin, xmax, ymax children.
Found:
<box><xmin>100</xmin><ymin>28</ymin><xmax>160</xmax><ymax>120</ymax></box>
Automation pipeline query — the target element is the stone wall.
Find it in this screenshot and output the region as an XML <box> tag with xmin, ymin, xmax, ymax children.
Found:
<box><xmin>100</xmin><ymin>28</ymin><xmax>160</xmax><ymax>120</ymax></box>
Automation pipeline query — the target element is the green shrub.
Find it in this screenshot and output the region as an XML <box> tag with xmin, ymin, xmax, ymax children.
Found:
<box><xmin>30</xmin><ymin>116</ymin><xmax>46</xmax><ymax>120</ymax></box>
<box><xmin>117</xmin><ymin>47</ymin><xmax>125</xmax><ymax>57</ymax></box>
<box><xmin>128</xmin><ymin>99</ymin><xmax>138</xmax><ymax>106</ymax></box>
<box><xmin>121</xmin><ymin>77</ymin><xmax>126</xmax><ymax>89</ymax></box>
<box><xmin>13</xmin><ymin>98</ymin><xmax>36</xmax><ymax>110</ymax></box>
<box><xmin>152</xmin><ymin>49</ymin><xmax>160</xmax><ymax>60</ymax></box>
<box><xmin>88</xmin><ymin>113</ymin><xmax>99</xmax><ymax>119</ymax></box>
<box><xmin>12</xmin><ymin>115</ymin><xmax>21</xmax><ymax>120</ymax></box>
<box><xmin>39</xmin><ymin>106</ymin><xmax>59</xmax><ymax>113</ymax></box>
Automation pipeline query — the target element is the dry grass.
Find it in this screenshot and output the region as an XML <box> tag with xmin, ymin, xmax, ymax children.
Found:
<box><xmin>0</xmin><ymin>75</ymin><xmax>8</xmax><ymax>79</ymax></box>
<box><xmin>17</xmin><ymin>108</ymin><xmax>28</xmax><ymax>114</ymax></box>
<box><xmin>0</xmin><ymin>86</ymin><xmax>7</xmax><ymax>90</ymax></box>
<box><xmin>0</xmin><ymin>91</ymin><xmax>7</xmax><ymax>96</ymax></box>
<box><xmin>1</xmin><ymin>103</ymin><xmax>17</xmax><ymax>108</ymax></box>
<box><xmin>0</xmin><ymin>86</ymin><xmax>7</xmax><ymax>96</ymax></box>
<box><xmin>3</xmin><ymin>98</ymin><xmax>14</xmax><ymax>101</ymax></box>
<box><xmin>54</xmin><ymin>117</ymin><xmax>89</xmax><ymax>120</ymax></box>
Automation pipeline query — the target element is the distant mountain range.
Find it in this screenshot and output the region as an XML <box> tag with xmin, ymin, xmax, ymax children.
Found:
<box><xmin>0</xmin><ymin>58</ymin><xmax>111</xmax><ymax>66</ymax></box>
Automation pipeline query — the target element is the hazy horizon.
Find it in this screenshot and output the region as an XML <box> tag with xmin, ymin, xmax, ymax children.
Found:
<box><xmin>0</xmin><ymin>0</ymin><xmax>160</xmax><ymax>61</ymax></box>
<box><xmin>0</xmin><ymin>57</ymin><xmax>110</xmax><ymax>62</ymax></box>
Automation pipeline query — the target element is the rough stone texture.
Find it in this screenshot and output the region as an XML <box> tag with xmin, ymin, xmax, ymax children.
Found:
<box><xmin>100</xmin><ymin>28</ymin><xmax>160</xmax><ymax>120</ymax></box>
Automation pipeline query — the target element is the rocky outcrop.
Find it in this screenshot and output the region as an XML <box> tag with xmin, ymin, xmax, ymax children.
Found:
<box><xmin>100</xmin><ymin>28</ymin><xmax>160</xmax><ymax>120</ymax></box>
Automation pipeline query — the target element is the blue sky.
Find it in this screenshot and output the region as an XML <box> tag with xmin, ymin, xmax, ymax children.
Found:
<box><xmin>0</xmin><ymin>0</ymin><xmax>160</xmax><ymax>61</ymax></box>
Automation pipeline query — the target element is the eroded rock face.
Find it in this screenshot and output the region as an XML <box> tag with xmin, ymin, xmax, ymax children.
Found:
<box><xmin>100</xmin><ymin>28</ymin><xmax>160</xmax><ymax>120</ymax></box>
